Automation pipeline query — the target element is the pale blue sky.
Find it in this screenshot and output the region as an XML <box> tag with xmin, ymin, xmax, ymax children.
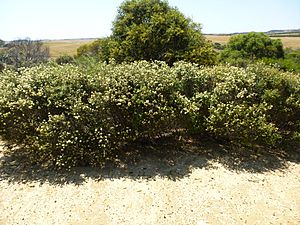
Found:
<box><xmin>0</xmin><ymin>0</ymin><xmax>299</xmax><ymax>41</ymax></box>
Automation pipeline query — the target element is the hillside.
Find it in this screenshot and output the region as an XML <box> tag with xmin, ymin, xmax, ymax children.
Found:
<box><xmin>266</xmin><ymin>29</ymin><xmax>300</xmax><ymax>36</ymax></box>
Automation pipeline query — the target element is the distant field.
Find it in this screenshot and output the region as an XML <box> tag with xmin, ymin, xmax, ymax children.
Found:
<box><xmin>43</xmin><ymin>39</ymin><xmax>95</xmax><ymax>58</ymax></box>
<box><xmin>43</xmin><ymin>36</ymin><xmax>300</xmax><ymax>58</ymax></box>
<box><xmin>275</xmin><ymin>37</ymin><xmax>300</xmax><ymax>49</ymax></box>
<box><xmin>205</xmin><ymin>35</ymin><xmax>300</xmax><ymax>49</ymax></box>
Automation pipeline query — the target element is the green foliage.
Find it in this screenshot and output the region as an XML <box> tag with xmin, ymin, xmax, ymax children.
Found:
<box><xmin>219</xmin><ymin>32</ymin><xmax>284</xmax><ymax>66</ymax></box>
<box><xmin>77</xmin><ymin>38</ymin><xmax>115</xmax><ymax>63</ymax></box>
<box><xmin>174</xmin><ymin>64</ymin><xmax>283</xmax><ymax>146</ymax></box>
<box><xmin>55</xmin><ymin>55</ymin><xmax>75</xmax><ymax>65</ymax></box>
<box><xmin>247</xmin><ymin>63</ymin><xmax>300</xmax><ymax>144</ymax></box>
<box><xmin>77</xmin><ymin>0</ymin><xmax>216</xmax><ymax>66</ymax></box>
<box><xmin>0</xmin><ymin>62</ymin><xmax>182</xmax><ymax>167</ymax></box>
<box><xmin>0</xmin><ymin>62</ymin><xmax>299</xmax><ymax>167</ymax></box>
<box><xmin>0</xmin><ymin>39</ymin><xmax>49</xmax><ymax>70</ymax></box>
<box><xmin>213</xmin><ymin>42</ymin><xmax>225</xmax><ymax>50</ymax></box>
<box><xmin>261</xmin><ymin>49</ymin><xmax>300</xmax><ymax>73</ymax></box>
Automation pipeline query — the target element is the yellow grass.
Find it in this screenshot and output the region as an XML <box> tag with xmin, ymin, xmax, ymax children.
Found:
<box><xmin>205</xmin><ymin>35</ymin><xmax>230</xmax><ymax>44</ymax></box>
<box><xmin>275</xmin><ymin>37</ymin><xmax>300</xmax><ymax>49</ymax></box>
<box><xmin>43</xmin><ymin>39</ymin><xmax>95</xmax><ymax>58</ymax></box>
<box><xmin>205</xmin><ymin>35</ymin><xmax>300</xmax><ymax>49</ymax></box>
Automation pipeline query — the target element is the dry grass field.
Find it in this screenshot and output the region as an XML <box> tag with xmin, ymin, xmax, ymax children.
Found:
<box><xmin>44</xmin><ymin>39</ymin><xmax>95</xmax><ymax>58</ymax></box>
<box><xmin>274</xmin><ymin>36</ymin><xmax>300</xmax><ymax>49</ymax></box>
<box><xmin>205</xmin><ymin>35</ymin><xmax>230</xmax><ymax>44</ymax></box>
<box><xmin>205</xmin><ymin>35</ymin><xmax>300</xmax><ymax>49</ymax></box>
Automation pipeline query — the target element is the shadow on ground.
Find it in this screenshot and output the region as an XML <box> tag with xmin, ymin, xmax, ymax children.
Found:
<box><xmin>0</xmin><ymin>136</ymin><xmax>299</xmax><ymax>186</ymax></box>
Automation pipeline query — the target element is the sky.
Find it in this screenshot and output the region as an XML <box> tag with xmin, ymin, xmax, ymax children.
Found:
<box><xmin>0</xmin><ymin>0</ymin><xmax>299</xmax><ymax>41</ymax></box>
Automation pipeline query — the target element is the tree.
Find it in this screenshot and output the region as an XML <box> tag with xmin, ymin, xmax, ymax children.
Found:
<box><xmin>77</xmin><ymin>0</ymin><xmax>216</xmax><ymax>65</ymax></box>
<box><xmin>110</xmin><ymin>0</ymin><xmax>216</xmax><ymax>65</ymax></box>
<box><xmin>0</xmin><ymin>39</ymin><xmax>49</xmax><ymax>69</ymax></box>
<box><xmin>219</xmin><ymin>32</ymin><xmax>284</xmax><ymax>66</ymax></box>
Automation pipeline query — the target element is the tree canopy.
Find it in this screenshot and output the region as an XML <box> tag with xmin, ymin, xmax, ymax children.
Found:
<box><xmin>77</xmin><ymin>0</ymin><xmax>216</xmax><ymax>65</ymax></box>
<box><xmin>219</xmin><ymin>32</ymin><xmax>284</xmax><ymax>65</ymax></box>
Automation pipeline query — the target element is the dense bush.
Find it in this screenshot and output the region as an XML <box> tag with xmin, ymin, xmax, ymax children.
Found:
<box><xmin>55</xmin><ymin>55</ymin><xmax>75</xmax><ymax>65</ymax></box>
<box><xmin>0</xmin><ymin>62</ymin><xmax>182</xmax><ymax>167</ymax></box>
<box><xmin>0</xmin><ymin>61</ymin><xmax>299</xmax><ymax>167</ymax></box>
<box><xmin>261</xmin><ymin>49</ymin><xmax>300</xmax><ymax>73</ymax></box>
<box><xmin>178</xmin><ymin>64</ymin><xmax>282</xmax><ymax>146</ymax></box>
<box><xmin>219</xmin><ymin>32</ymin><xmax>284</xmax><ymax>66</ymax></box>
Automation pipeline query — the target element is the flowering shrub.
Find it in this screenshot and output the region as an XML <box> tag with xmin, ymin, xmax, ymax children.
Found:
<box><xmin>0</xmin><ymin>62</ymin><xmax>182</xmax><ymax>167</ymax></box>
<box><xmin>0</xmin><ymin>62</ymin><xmax>299</xmax><ymax>167</ymax></box>
<box><xmin>176</xmin><ymin>63</ymin><xmax>299</xmax><ymax>146</ymax></box>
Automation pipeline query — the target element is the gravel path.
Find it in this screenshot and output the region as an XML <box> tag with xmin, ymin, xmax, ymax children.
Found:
<box><xmin>0</xmin><ymin>140</ymin><xmax>299</xmax><ymax>225</ymax></box>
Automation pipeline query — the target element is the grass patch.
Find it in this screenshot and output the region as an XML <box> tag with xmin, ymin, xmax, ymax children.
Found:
<box><xmin>43</xmin><ymin>39</ymin><xmax>95</xmax><ymax>58</ymax></box>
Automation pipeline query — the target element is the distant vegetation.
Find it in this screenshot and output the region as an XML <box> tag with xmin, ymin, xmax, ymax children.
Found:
<box><xmin>55</xmin><ymin>55</ymin><xmax>75</xmax><ymax>65</ymax></box>
<box><xmin>0</xmin><ymin>0</ymin><xmax>299</xmax><ymax>168</ymax></box>
<box><xmin>219</xmin><ymin>32</ymin><xmax>284</xmax><ymax>66</ymax></box>
<box><xmin>0</xmin><ymin>39</ymin><xmax>49</xmax><ymax>70</ymax></box>
<box><xmin>265</xmin><ymin>29</ymin><xmax>300</xmax><ymax>37</ymax></box>
<box><xmin>216</xmin><ymin>32</ymin><xmax>300</xmax><ymax>73</ymax></box>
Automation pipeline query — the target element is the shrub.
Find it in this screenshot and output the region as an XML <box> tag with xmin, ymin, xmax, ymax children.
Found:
<box><xmin>261</xmin><ymin>50</ymin><xmax>300</xmax><ymax>73</ymax></box>
<box><xmin>0</xmin><ymin>62</ymin><xmax>182</xmax><ymax>167</ymax></box>
<box><xmin>247</xmin><ymin>63</ymin><xmax>300</xmax><ymax>144</ymax></box>
<box><xmin>0</xmin><ymin>61</ymin><xmax>298</xmax><ymax>167</ymax></box>
<box><xmin>55</xmin><ymin>55</ymin><xmax>75</xmax><ymax>65</ymax></box>
<box><xmin>174</xmin><ymin>64</ymin><xmax>282</xmax><ymax>146</ymax></box>
<box><xmin>219</xmin><ymin>32</ymin><xmax>284</xmax><ymax>66</ymax></box>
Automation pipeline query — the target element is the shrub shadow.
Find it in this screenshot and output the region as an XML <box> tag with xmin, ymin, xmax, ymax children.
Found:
<box><xmin>0</xmin><ymin>136</ymin><xmax>299</xmax><ymax>186</ymax></box>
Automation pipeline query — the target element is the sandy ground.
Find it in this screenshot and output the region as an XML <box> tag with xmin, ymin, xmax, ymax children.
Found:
<box><xmin>0</xmin><ymin>138</ymin><xmax>299</xmax><ymax>225</ymax></box>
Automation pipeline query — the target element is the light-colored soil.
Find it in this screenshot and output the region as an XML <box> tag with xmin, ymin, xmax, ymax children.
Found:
<box><xmin>0</xmin><ymin>139</ymin><xmax>299</xmax><ymax>225</ymax></box>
